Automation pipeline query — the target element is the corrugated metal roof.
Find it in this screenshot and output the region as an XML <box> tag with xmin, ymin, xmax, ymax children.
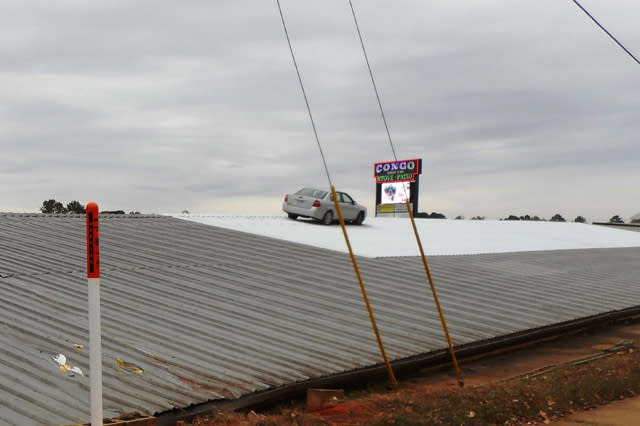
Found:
<box><xmin>1</xmin><ymin>213</ymin><xmax>638</xmax><ymax>425</ymax></box>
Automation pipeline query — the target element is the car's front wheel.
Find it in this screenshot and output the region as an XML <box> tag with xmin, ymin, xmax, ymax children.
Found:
<box><xmin>353</xmin><ymin>212</ymin><xmax>365</xmax><ymax>225</ymax></box>
<box><xmin>287</xmin><ymin>213</ymin><xmax>298</xmax><ymax>220</ymax></box>
<box><xmin>322</xmin><ymin>211</ymin><xmax>333</xmax><ymax>225</ymax></box>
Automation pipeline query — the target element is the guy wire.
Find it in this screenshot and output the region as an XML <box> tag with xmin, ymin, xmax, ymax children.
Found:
<box><xmin>348</xmin><ymin>0</ymin><xmax>464</xmax><ymax>388</ymax></box>
<box><xmin>348</xmin><ymin>0</ymin><xmax>399</xmax><ymax>163</ymax></box>
<box><xmin>275</xmin><ymin>0</ymin><xmax>333</xmax><ymax>186</ymax></box>
<box><xmin>572</xmin><ymin>0</ymin><xmax>639</xmax><ymax>65</ymax></box>
<box><xmin>276</xmin><ymin>0</ymin><xmax>398</xmax><ymax>385</ymax></box>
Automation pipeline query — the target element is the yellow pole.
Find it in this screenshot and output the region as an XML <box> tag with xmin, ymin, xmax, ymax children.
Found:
<box><xmin>331</xmin><ymin>186</ymin><xmax>397</xmax><ymax>385</ymax></box>
<box><xmin>406</xmin><ymin>200</ymin><xmax>464</xmax><ymax>387</ymax></box>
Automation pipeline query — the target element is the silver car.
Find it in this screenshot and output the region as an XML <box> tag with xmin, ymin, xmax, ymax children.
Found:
<box><xmin>282</xmin><ymin>187</ymin><xmax>367</xmax><ymax>225</ymax></box>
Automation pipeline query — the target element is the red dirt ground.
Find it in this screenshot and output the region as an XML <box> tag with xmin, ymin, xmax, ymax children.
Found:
<box><xmin>303</xmin><ymin>321</ymin><xmax>640</xmax><ymax>425</ymax></box>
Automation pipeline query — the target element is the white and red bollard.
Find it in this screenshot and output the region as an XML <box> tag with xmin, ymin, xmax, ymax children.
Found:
<box><xmin>86</xmin><ymin>202</ymin><xmax>103</xmax><ymax>425</ymax></box>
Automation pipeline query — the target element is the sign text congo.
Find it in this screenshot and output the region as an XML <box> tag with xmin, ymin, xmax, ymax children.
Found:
<box><xmin>374</xmin><ymin>158</ymin><xmax>422</xmax><ymax>183</ymax></box>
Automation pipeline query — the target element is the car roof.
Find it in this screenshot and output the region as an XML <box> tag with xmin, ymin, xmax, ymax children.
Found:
<box><xmin>301</xmin><ymin>187</ymin><xmax>351</xmax><ymax>193</ymax></box>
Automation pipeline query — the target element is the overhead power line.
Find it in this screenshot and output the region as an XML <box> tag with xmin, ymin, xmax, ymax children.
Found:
<box><xmin>572</xmin><ymin>0</ymin><xmax>639</xmax><ymax>65</ymax></box>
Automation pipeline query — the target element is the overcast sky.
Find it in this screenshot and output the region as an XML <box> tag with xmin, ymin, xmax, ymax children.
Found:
<box><xmin>2</xmin><ymin>0</ymin><xmax>638</xmax><ymax>221</ymax></box>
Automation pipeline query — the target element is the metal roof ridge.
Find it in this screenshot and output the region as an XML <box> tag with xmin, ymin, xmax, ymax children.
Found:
<box><xmin>0</xmin><ymin>213</ymin><xmax>168</xmax><ymax>218</ymax></box>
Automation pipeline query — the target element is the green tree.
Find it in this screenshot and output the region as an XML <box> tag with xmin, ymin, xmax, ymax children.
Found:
<box><xmin>573</xmin><ymin>216</ymin><xmax>586</xmax><ymax>223</ymax></box>
<box><xmin>415</xmin><ymin>212</ymin><xmax>446</xmax><ymax>219</ymax></box>
<box><xmin>609</xmin><ymin>215</ymin><xmax>624</xmax><ymax>224</ymax></box>
<box><xmin>40</xmin><ymin>199</ymin><xmax>67</xmax><ymax>214</ymax></box>
<box><xmin>66</xmin><ymin>200</ymin><xmax>86</xmax><ymax>214</ymax></box>
<box><xmin>550</xmin><ymin>213</ymin><xmax>566</xmax><ymax>222</ymax></box>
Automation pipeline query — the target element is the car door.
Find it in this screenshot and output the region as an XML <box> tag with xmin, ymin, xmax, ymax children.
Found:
<box><xmin>338</xmin><ymin>192</ymin><xmax>358</xmax><ymax>221</ymax></box>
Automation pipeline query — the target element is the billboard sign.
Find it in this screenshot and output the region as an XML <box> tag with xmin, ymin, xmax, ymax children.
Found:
<box><xmin>374</xmin><ymin>158</ymin><xmax>422</xmax><ymax>183</ymax></box>
<box><xmin>381</xmin><ymin>181</ymin><xmax>410</xmax><ymax>204</ymax></box>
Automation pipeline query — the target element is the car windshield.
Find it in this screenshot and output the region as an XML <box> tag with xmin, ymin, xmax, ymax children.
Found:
<box><xmin>296</xmin><ymin>188</ymin><xmax>328</xmax><ymax>199</ymax></box>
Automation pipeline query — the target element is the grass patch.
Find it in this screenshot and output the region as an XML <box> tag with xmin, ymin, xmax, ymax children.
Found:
<box><xmin>372</xmin><ymin>346</ymin><xmax>640</xmax><ymax>425</ymax></box>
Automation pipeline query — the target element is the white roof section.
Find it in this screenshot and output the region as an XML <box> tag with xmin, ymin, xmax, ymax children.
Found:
<box><xmin>171</xmin><ymin>215</ymin><xmax>640</xmax><ymax>257</ymax></box>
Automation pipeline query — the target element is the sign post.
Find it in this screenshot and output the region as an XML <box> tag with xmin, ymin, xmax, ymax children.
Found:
<box><xmin>86</xmin><ymin>202</ymin><xmax>103</xmax><ymax>426</ymax></box>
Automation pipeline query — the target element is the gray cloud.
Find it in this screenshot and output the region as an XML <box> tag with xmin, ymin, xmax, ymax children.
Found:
<box><xmin>1</xmin><ymin>0</ymin><xmax>638</xmax><ymax>221</ymax></box>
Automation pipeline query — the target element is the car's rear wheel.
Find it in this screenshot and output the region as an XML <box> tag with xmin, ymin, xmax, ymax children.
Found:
<box><xmin>287</xmin><ymin>213</ymin><xmax>298</xmax><ymax>220</ymax></box>
<box><xmin>322</xmin><ymin>211</ymin><xmax>333</xmax><ymax>225</ymax></box>
<box><xmin>353</xmin><ymin>212</ymin><xmax>364</xmax><ymax>225</ymax></box>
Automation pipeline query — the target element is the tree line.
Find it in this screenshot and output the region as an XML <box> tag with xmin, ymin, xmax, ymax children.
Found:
<box><xmin>416</xmin><ymin>211</ymin><xmax>634</xmax><ymax>224</ymax></box>
<box><xmin>499</xmin><ymin>214</ymin><xmax>631</xmax><ymax>223</ymax></box>
<box><xmin>40</xmin><ymin>199</ymin><xmax>139</xmax><ymax>215</ymax></box>
<box><xmin>40</xmin><ymin>199</ymin><xmax>86</xmax><ymax>214</ymax></box>
<box><xmin>39</xmin><ymin>199</ymin><xmax>635</xmax><ymax>224</ymax></box>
